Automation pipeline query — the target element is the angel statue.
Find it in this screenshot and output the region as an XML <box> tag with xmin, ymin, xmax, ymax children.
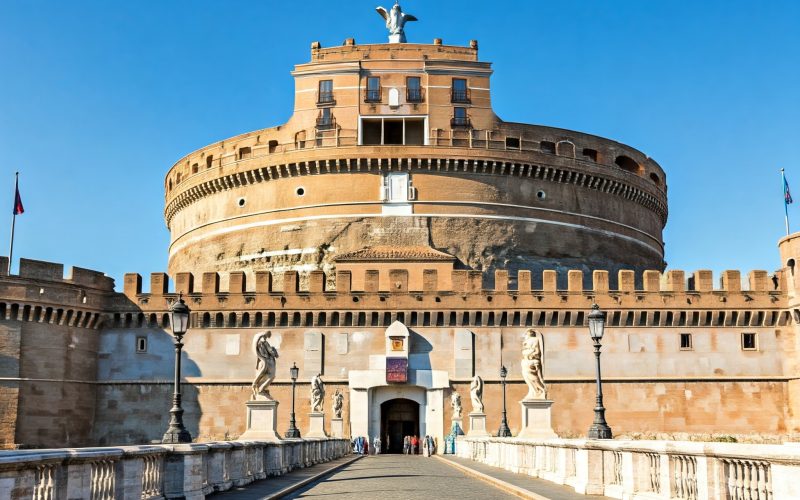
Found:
<box><xmin>251</xmin><ymin>331</ymin><xmax>278</xmax><ymax>400</ymax></box>
<box><xmin>521</xmin><ymin>329</ymin><xmax>547</xmax><ymax>399</ymax></box>
<box><xmin>333</xmin><ymin>389</ymin><xmax>344</xmax><ymax>419</ymax></box>
<box><xmin>450</xmin><ymin>390</ymin><xmax>462</xmax><ymax>419</ymax></box>
<box><xmin>470</xmin><ymin>375</ymin><xmax>484</xmax><ymax>413</ymax></box>
<box><xmin>376</xmin><ymin>2</ymin><xmax>418</xmax><ymax>43</ymax></box>
<box><xmin>310</xmin><ymin>373</ymin><xmax>325</xmax><ymax>413</ymax></box>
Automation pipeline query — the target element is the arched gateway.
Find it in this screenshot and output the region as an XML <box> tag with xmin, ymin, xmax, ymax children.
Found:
<box><xmin>348</xmin><ymin>321</ymin><xmax>449</xmax><ymax>448</ymax></box>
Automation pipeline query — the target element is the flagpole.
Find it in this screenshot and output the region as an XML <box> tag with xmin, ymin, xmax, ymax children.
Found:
<box><xmin>8</xmin><ymin>172</ymin><xmax>18</xmax><ymax>274</ymax></box>
<box><xmin>783</xmin><ymin>169</ymin><xmax>790</xmax><ymax>236</ymax></box>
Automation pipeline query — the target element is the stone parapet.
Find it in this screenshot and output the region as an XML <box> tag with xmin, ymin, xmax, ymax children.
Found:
<box><xmin>455</xmin><ymin>436</ymin><xmax>800</xmax><ymax>499</ymax></box>
<box><xmin>0</xmin><ymin>438</ymin><xmax>350</xmax><ymax>499</ymax></box>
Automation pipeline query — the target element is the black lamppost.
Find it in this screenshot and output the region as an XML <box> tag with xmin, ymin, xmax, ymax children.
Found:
<box><xmin>162</xmin><ymin>294</ymin><xmax>192</xmax><ymax>444</ymax></box>
<box><xmin>587</xmin><ymin>304</ymin><xmax>613</xmax><ymax>439</ymax></box>
<box><xmin>285</xmin><ymin>362</ymin><xmax>301</xmax><ymax>438</ymax></box>
<box><xmin>497</xmin><ymin>365</ymin><xmax>512</xmax><ymax>437</ymax></box>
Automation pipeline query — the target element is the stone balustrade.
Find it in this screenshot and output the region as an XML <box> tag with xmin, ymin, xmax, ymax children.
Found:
<box><xmin>0</xmin><ymin>438</ymin><xmax>350</xmax><ymax>499</ymax></box>
<box><xmin>455</xmin><ymin>436</ymin><xmax>800</xmax><ymax>499</ymax></box>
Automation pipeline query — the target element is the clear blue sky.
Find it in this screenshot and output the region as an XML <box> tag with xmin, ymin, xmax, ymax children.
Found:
<box><xmin>1</xmin><ymin>1</ymin><xmax>798</xmax><ymax>289</ymax></box>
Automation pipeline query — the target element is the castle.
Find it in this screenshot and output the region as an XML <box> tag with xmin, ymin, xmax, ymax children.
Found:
<box><xmin>1</xmin><ymin>18</ymin><xmax>796</xmax><ymax>451</ymax></box>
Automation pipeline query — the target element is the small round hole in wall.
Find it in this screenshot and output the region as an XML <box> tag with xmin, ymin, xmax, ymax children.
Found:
<box><xmin>536</xmin><ymin>190</ymin><xmax>546</xmax><ymax>200</ymax></box>
<box><xmin>296</xmin><ymin>187</ymin><xmax>305</xmax><ymax>196</ymax></box>
<box><xmin>237</xmin><ymin>197</ymin><xmax>246</xmax><ymax>207</ymax></box>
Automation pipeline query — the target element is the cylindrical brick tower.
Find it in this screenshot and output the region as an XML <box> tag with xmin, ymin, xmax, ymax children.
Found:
<box><xmin>164</xmin><ymin>40</ymin><xmax>667</xmax><ymax>288</ymax></box>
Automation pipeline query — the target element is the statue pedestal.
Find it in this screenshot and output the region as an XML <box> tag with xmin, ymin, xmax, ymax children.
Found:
<box><xmin>307</xmin><ymin>412</ymin><xmax>328</xmax><ymax>438</ymax></box>
<box><xmin>331</xmin><ymin>417</ymin><xmax>344</xmax><ymax>438</ymax></box>
<box><xmin>467</xmin><ymin>412</ymin><xmax>490</xmax><ymax>437</ymax></box>
<box><xmin>388</xmin><ymin>34</ymin><xmax>405</xmax><ymax>44</ymax></box>
<box><xmin>517</xmin><ymin>399</ymin><xmax>557</xmax><ymax>439</ymax></box>
<box><xmin>239</xmin><ymin>399</ymin><xmax>281</xmax><ymax>441</ymax></box>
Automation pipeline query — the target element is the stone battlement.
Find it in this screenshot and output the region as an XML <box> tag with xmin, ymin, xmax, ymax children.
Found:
<box><xmin>124</xmin><ymin>268</ymin><xmax>779</xmax><ymax>297</ymax></box>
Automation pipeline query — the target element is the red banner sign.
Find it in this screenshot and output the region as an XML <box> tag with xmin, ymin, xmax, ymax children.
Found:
<box><xmin>386</xmin><ymin>357</ymin><xmax>408</xmax><ymax>383</ymax></box>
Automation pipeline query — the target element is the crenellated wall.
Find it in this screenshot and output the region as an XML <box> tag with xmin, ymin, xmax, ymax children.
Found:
<box><xmin>0</xmin><ymin>258</ymin><xmax>118</xmax><ymax>448</ymax></box>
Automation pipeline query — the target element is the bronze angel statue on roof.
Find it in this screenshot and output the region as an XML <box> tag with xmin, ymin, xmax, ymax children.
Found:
<box><xmin>376</xmin><ymin>2</ymin><xmax>418</xmax><ymax>43</ymax></box>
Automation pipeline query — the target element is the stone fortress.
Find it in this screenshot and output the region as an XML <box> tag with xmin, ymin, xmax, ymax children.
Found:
<box><xmin>0</xmin><ymin>8</ymin><xmax>797</xmax><ymax>453</ymax></box>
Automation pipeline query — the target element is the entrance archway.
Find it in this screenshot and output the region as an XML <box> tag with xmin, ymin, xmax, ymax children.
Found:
<box><xmin>380</xmin><ymin>398</ymin><xmax>419</xmax><ymax>454</ymax></box>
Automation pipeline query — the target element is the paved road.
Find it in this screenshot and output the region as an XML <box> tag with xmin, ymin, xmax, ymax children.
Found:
<box><xmin>284</xmin><ymin>454</ymin><xmax>518</xmax><ymax>500</ymax></box>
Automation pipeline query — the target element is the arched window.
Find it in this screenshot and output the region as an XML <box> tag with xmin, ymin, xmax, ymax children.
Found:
<box><xmin>556</xmin><ymin>141</ymin><xmax>575</xmax><ymax>158</ymax></box>
<box><xmin>615</xmin><ymin>155</ymin><xmax>641</xmax><ymax>175</ymax></box>
<box><xmin>192</xmin><ymin>163</ymin><xmax>199</xmax><ymax>174</ymax></box>
<box><xmin>649</xmin><ymin>172</ymin><xmax>661</xmax><ymax>185</ymax></box>
<box><xmin>214</xmin><ymin>312</ymin><xmax>224</xmax><ymax>327</ymax></box>
<box><xmin>202</xmin><ymin>313</ymin><xmax>211</xmax><ymax>327</ymax></box>
<box><xmin>242</xmin><ymin>312</ymin><xmax>250</xmax><ymax>327</ymax></box>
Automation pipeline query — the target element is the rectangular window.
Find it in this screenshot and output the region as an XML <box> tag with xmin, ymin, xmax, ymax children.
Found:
<box><xmin>360</xmin><ymin>118</ymin><xmax>425</xmax><ymax>146</ymax></box>
<box><xmin>136</xmin><ymin>336</ymin><xmax>147</xmax><ymax>353</ymax></box>
<box><xmin>407</xmin><ymin>76</ymin><xmax>422</xmax><ymax>102</ymax></box>
<box><xmin>318</xmin><ymin>80</ymin><xmax>334</xmax><ymax>104</ymax></box>
<box><xmin>238</xmin><ymin>147</ymin><xmax>251</xmax><ymax>160</ymax></box>
<box><xmin>317</xmin><ymin>108</ymin><xmax>334</xmax><ymax>129</ymax></box>
<box><xmin>741</xmin><ymin>332</ymin><xmax>758</xmax><ymax>350</ymax></box>
<box><xmin>679</xmin><ymin>333</ymin><xmax>692</xmax><ymax>350</ymax></box>
<box><xmin>452</xmin><ymin>107</ymin><xmax>469</xmax><ymax>127</ymax></box>
<box><xmin>366</xmin><ymin>76</ymin><xmax>381</xmax><ymax>102</ymax></box>
<box><xmin>451</xmin><ymin>78</ymin><xmax>469</xmax><ymax>103</ymax></box>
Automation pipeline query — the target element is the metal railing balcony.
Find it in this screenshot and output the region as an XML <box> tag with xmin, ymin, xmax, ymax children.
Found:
<box><xmin>451</xmin><ymin>116</ymin><xmax>471</xmax><ymax>127</ymax></box>
<box><xmin>316</xmin><ymin>91</ymin><xmax>335</xmax><ymax>105</ymax></box>
<box><xmin>364</xmin><ymin>89</ymin><xmax>382</xmax><ymax>103</ymax></box>
<box><xmin>451</xmin><ymin>88</ymin><xmax>471</xmax><ymax>104</ymax></box>
<box><xmin>407</xmin><ymin>88</ymin><xmax>424</xmax><ymax>103</ymax></box>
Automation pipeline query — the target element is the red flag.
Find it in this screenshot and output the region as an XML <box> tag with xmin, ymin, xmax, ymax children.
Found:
<box><xmin>13</xmin><ymin>176</ymin><xmax>23</xmax><ymax>215</ymax></box>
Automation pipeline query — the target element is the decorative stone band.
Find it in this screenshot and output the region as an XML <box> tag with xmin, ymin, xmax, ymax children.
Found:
<box><xmin>0</xmin><ymin>438</ymin><xmax>351</xmax><ymax>499</ymax></box>
<box><xmin>454</xmin><ymin>436</ymin><xmax>800</xmax><ymax>499</ymax></box>
<box><xmin>164</xmin><ymin>155</ymin><xmax>667</xmax><ymax>228</ymax></box>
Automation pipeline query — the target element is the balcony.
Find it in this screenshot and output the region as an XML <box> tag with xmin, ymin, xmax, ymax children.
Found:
<box><xmin>316</xmin><ymin>91</ymin><xmax>335</xmax><ymax>106</ymax></box>
<box><xmin>364</xmin><ymin>88</ymin><xmax>382</xmax><ymax>103</ymax></box>
<box><xmin>451</xmin><ymin>116</ymin><xmax>471</xmax><ymax>128</ymax></box>
<box><xmin>451</xmin><ymin>88</ymin><xmax>471</xmax><ymax>104</ymax></box>
<box><xmin>316</xmin><ymin>115</ymin><xmax>336</xmax><ymax>130</ymax></box>
<box><xmin>407</xmin><ymin>88</ymin><xmax>424</xmax><ymax>103</ymax></box>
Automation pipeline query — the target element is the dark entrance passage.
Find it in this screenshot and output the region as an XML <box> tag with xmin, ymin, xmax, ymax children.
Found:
<box><xmin>380</xmin><ymin>398</ymin><xmax>419</xmax><ymax>454</ymax></box>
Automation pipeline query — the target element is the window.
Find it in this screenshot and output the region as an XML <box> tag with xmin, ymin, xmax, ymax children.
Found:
<box><xmin>451</xmin><ymin>78</ymin><xmax>469</xmax><ymax>103</ymax></box>
<box><xmin>361</xmin><ymin>118</ymin><xmax>425</xmax><ymax>146</ymax></box>
<box><xmin>741</xmin><ymin>332</ymin><xmax>757</xmax><ymax>350</ymax></box>
<box><xmin>136</xmin><ymin>336</ymin><xmax>147</xmax><ymax>353</ymax></box>
<box><xmin>318</xmin><ymin>80</ymin><xmax>334</xmax><ymax>104</ymax></box>
<box><xmin>582</xmin><ymin>148</ymin><xmax>598</xmax><ymax>162</ymax></box>
<box><xmin>680</xmin><ymin>333</ymin><xmax>692</xmax><ymax>350</ymax></box>
<box><xmin>365</xmin><ymin>77</ymin><xmax>381</xmax><ymax>102</ymax></box>
<box><xmin>206</xmin><ymin>155</ymin><xmax>214</xmax><ymax>168</ymax></box>
<box><xmin>615</xmin><ymin>155</ymin><xmax>641</xmax><ymax>175</ymax></box>
<box><xmin>317</xmin><ymin>108</ymin><xmax>334</xmax><ymax>129</ymax></box>
<box><xmin>191</xmin><ymin>163</ymin><xmax>199</xmax><ymax>174</ymax></box>
<box><xmin>238</xmin><ymin>147</ymin><xmax>252</xmax><ymax>160</ymax></box>
<box><xmin>407</xmin><ymin>77</ymin><xmax>422</xmax><ymax>102</ymax></box>
<box><xmin>540</xmin><ymin>141</ymin><xmax>556</xmax><ymax>154</ymax></box>
<box><xmin>505</xmin><ymin>137</ymin><xmax>520</xmax><ymax>149</ymax></box>
<box><xmin>451</xmin><ymin>107</ymin><xmax>469</xmax><ymax>127</ymax></box>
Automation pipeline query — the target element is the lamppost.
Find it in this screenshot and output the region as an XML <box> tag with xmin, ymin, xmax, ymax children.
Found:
<box><xmin>587</xmin><ymin>303</ymin><xmax>613</xmax><ymax>439</ymax></box>
<box><xmin>162</xmin><ymin>294</ymin><xmax>192</xmax><ymax>444</ymax></box>
<box><xmin>285</xmin><ymin>362</ymin><xmax>301</xmax><ymax>438</ymax></box>
<box><xmin>497</xmin><ymin>365</ymin><xmax>512</xmax><ymax>437</ymax></box>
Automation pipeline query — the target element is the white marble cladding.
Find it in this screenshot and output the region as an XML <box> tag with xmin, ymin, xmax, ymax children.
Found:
<box><xmin>0</xmin><ymin>438</ymin><xmax>350</xmax><ymax>499</ymax></box>
<box><xmin>455</xmin><ymin>437</ymin><xmax>800</xmax><ymax>499</ymax></box>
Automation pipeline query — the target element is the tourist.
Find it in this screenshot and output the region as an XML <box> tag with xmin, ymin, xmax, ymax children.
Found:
<box><xmin>364</xmin><ymin>438</ymin><xmax>369</xmax><ymax>455</ymax></box>
<box><xmin>422</xmin><ymin>435</ymin><xmax>430</xmax><ymax>457</ymax></box>
<box><xmin>411</xmin><ymin>435</ymin><xmax>418</xmax><ymax>455</ymax></box>
<box><xmin>403</xmin><ymin>435</ymin><xmax>410</xmax><ymax>455</ymax></box>
<box><xmin>373</xmin><ymin>436</ymin><xmax>381</xmax><ymax>454</ymax></box>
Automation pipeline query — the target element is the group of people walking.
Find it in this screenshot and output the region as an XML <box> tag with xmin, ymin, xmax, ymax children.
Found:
<box><xmin>352</xmin><ymin>436</ymin><xmax>382</xmax><ymax>455</ymax></box>
<box><xmin>402</xmin><ymin>435</ymin><xmax>436</xmax><ymax>456</ymax></box>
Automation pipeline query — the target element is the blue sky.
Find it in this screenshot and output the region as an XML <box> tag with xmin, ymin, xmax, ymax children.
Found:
<box><xmin>1</xmin><ymin>1</ymin><xmax>798</xmax><ymax>288</ymax></box>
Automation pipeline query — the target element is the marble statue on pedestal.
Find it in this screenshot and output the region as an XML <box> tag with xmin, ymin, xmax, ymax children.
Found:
<box><xmin>469</xmin><ymin>375</ymin><xmax>484</xmax><ymax>413</ymax></box>
<box><xmin>521</xmin><ymin>329</ymin><xmax>547</xmax><ymax>399</ymax></box>
<box><xmin>310</xmin><ymin>373</ymin><xmax>325</xmax><ymax>412</ymax></box>
<box><xmin>333</xmin><ymin>388</ymin><xmax>343</xmax><ymax>419</ymax></box>
<box><xmin>376</xmin><ymin>2</ymin><xmax>418</xmax><ymax>43</ymax></box>
<box><xmin>251</xmin><ymin>331</ymin><xmax>278</xmax><ymax>400</ymax></box>
<box><xmin>450</xmin><ymin>390</ymin><xmax>462</xmax><ymax>419</ymax></box>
